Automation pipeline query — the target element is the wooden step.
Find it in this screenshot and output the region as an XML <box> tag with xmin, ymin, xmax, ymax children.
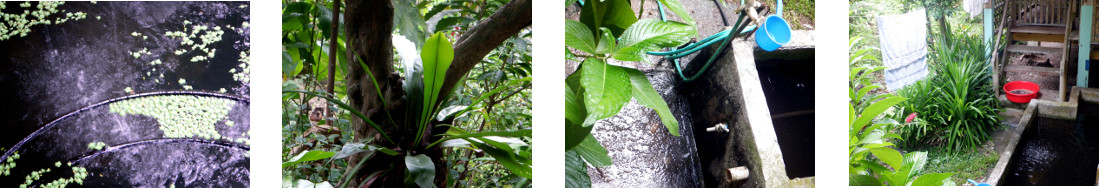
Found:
<box><xmin>1004</xmin><ymin>64</ymin><xmax>1060</xmax><ymax>75</ymax></box>
<box><xmin>1010</xmin><ymin>25</ymin><xmax>1067</xmax><ymax>35</ymax></box>
<box><xmin>1010</xmin><ymin>26</ymin><xmax>1068</xmax><ymax>42</ymax></box>
<box><xmin>1068</xmin><ymin>32</ymin><xmax>1099</xmax><ymax>44</ymax></box>
<box><xmin>1005</xmin><ymin>45</ymin><xmax>1062</xmax><ymax>54</ymax></box>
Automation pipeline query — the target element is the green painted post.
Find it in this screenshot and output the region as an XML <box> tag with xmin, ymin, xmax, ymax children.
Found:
<box><xmin>1080</xmin><ymin>3</ymin><xmax>1093</xmax><ymax>87</ymax></box>
<box><xmin>985</xmin><ymin>6</ymin><xmax>994</xmax><ymax>74</ymax></box>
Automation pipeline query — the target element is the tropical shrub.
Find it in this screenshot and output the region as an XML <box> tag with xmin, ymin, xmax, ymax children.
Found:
<box><xmin>895</xmin><ymin>31</ymin><xmax>1001</xmax><ymax>151</ymax></box>
<box><xmin>563</xmin><ymin>0</ymin><xmax>694</xmax><ymax>187</ymax></box>
<box><xmin>282</xmin><ymin>0</ymin><xmax>533</xmax><ymax>187</ymax></box>
<box><xmin>849</xmin><ymin>49</ymin><xmax>954</xmax><ymax>186</ymax></box>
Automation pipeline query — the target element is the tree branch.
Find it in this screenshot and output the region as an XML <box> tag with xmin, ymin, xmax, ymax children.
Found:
<box><xmin>436</xmin><ymin>0</ymin><xmax>531</xmax><ymax>106</ymax></box>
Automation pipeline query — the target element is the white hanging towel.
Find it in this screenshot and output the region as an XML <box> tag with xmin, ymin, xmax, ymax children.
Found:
<box><xmin>877</xmin><ymin>9</ymin><xmax>928</xmax><ymax>91</ymax></box>
<box><xmin>963</xmin><ymin>0</ymin><xmax>989</xmax><ymax>18</ymax></box>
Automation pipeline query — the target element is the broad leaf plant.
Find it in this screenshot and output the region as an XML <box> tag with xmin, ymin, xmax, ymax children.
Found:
<box><xmin>564</xmin><ymin>0</ymin><xmax>696</xmax><ymax>186</ymax></box>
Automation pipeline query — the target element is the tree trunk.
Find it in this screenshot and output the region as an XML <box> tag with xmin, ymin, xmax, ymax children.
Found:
<box><xmin>340</xmin><ymin>0</ymin><xmax>532</xmax><ymax>186</ymax></box>
<box><xmin>343</xmin><ymin>0</ymin><xmax>406</xmax><ymax>186</ymax></box>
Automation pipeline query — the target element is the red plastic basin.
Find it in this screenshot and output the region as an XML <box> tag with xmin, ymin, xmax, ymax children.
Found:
<box><xmin>1004</xmin><ymin>81</ymin><xmax>1040</xmax><ymax>103</ymax></box>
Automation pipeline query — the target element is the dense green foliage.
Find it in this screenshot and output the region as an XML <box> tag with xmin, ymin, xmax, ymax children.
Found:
<box><xmin>849</xmin><ymin>50</ymin><xmax>954</xmax><ymax>186</ymax></box>
<box><xmin>895</xmin><ymin>32</ymin><xmax>1001</xmax><ymax>152</ymax></box>
<box><xmin>563</xmin><ymin>0</ymin><xmax>694</xmax><ymax>186</ymax></box>
<box><xmin>282</xmin><ymin>0</ymin><xmax>531</xmax><ymax>187</ymax></box>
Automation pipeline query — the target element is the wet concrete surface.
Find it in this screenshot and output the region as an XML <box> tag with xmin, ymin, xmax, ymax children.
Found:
<box><xmin>0</xmin><ymin>1</ymin><xmax>249</xmax><ymax>186</ymax></box>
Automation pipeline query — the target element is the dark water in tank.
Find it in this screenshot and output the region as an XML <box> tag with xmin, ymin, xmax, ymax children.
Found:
<box><xmin>1005</xmin><ymin>103</ymin><xmax>1099</xmax><ymax>186</ymax></box>
<box><xmin>756</xmin><ymin>59</ymin><xmax>815</xmax><ymax>179</ymax></box>
<box><xmin>0</xmin><ymin>1</ymin><xmax>249</xmax><ymax>187</ymax></box>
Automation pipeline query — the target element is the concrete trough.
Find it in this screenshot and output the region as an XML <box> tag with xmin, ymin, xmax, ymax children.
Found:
<box><xmin>986</xmin><ymin>87</ymin><xmax>1099</xmax><ymax>185</ymax></box>
<box><xmin>681</xmin><ymin>30</ymin><xmax>815</xmax><ymax>188</ymax></box>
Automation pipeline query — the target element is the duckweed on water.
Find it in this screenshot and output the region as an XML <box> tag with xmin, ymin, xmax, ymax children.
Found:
<box><xmin>164</xmin><ymin>21</ymin><xmax>224</xmax><ymax>63</ymax></box>
<box><xmin>109</xmin><ymin>95</ymin><xmax>237</xmax><ymax>140</ymax></box>
<box><xmin>86</xmin><ymin>141</ymin><xmax>106</xmax><ymax>151</ymax></box>
<box><xmin>232</xmin><ymin>51</ymin><xmax>250</xmax><ymax>83</ymax></box>
<box><xmin>0</xmin><ymin>1</ymin><xmax>88</xmax><ymax>40</ymax></box>
<box><xmin>18</xmin><ymin>163</ymin><xmax>88</xmax><ymax>188</ymax></box>
<box><xmin>0</xmin><ymin>152</ymin><xmax>20</xmax><ymax>176</ymax></box>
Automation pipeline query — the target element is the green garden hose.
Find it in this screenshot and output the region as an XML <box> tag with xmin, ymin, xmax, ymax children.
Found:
<box><xmin>646</xmin><ymin>0</ymin><xmax>783</xmax><ymax>82</ymax></box>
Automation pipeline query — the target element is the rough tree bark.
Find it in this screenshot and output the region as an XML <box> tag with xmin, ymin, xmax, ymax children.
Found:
<box><xmin>342</xmin><ymin>0</ymin><xmax>531</xmax><ymax>186</ymax></box>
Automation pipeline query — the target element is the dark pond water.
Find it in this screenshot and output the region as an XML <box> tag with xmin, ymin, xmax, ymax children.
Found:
<box><xmin>756</xmin><ymin>53</ymin><xmax>815</xmax><ymax>179</ymax></box>
<box><xmin>0</xmin><ymin>1</ymin><xmax>249</xmax><ymax>187</ymax></box>
<box><xmin>1005</xmin><ymin>103</ymin><xmax>1099</xmax><ymax>186</ymax></box>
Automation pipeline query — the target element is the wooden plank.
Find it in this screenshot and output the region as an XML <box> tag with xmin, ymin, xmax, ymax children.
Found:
<box><xmin>1091</xmin><ymin>50</ymin><xmax>1099</xmax><ymax>60</ymax></box>
<box><xmin>1005</xmin><ymin>45</ymin><xmax>1062</xmax><ymax>54</ymax></box>
<box><xmin>1011</xmin><ymin>25</ymin><xmax>1067</xmax><ymax>34</ymax></box>
<box><xmin>1013</xmin><ymin>32</ymin><xmax>1067</xmax><ymax>42</ymax></box>
<box><xmin>1004</xmin><ymin>64</ymin><xmax>1061</xmax><ymax>75</ymax></box>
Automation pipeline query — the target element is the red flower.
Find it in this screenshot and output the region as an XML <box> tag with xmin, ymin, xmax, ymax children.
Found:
<box><xmin>905</xmin><ymin>113</ymin><xmax>918</xmax><ymax>124</ymax></box>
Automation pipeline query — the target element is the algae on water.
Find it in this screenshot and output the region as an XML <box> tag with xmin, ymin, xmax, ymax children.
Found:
<box><xmin>108</xmin><ymin>95</ymin><xmax>239</xmax><ymax>142</ymax></box>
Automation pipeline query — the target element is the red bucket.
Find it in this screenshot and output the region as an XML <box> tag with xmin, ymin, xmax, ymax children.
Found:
<box><xmin>1004</xmin><ymin>81</ymin><xmax>1040</xmax><ymax>103</ymax></box>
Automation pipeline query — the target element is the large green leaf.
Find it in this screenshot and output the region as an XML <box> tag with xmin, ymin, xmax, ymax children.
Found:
<box><xmin>852</xmin><ymin>96</ymin><xmax>906</xmax><ymax>132</ymax></box>
<box><xmin>578</xmin><ymin>0</ymin><xmax>637</xmax><ymax>38</ymax></box>
<box><xmin>564</xmin><ymin>120</ymin><xmax>594</xmax><ymax>151</ymax></box>
<box><xmin>282</xmin><ymin>2</ymin><xmax>311</xmax><ymax>33</ymax></box>
<box><xmin>439</xmin><ymin>127</ymin><xmax>532</xmax><ymax>141</ymax></box>
<box><xmin>850</xmin><ymin>174</ymin><xmax>882</xmax><ymax>186</ymax></box>
<box><xmin>624</xmin><ymin>68</ymin><xmax>679</xmax><ymax>136</ymax></box>
<box><xmin>869</xmin><ymin>147</ymin><xmax>902</xmax><ymax>170</ymax></box>
<box><xmin>422</xmin><ymin>32</ymin><xmax>455</xmax><ymax>111</ymax></box>
<box><xmin>655</xmin><ymin>0</ymin><xmax>695</xmax><ymax>25</ymax></box>
<box><xmin>565</xmin><ymin>74</ymin><xmax>586</xmax><ymax>126</ymax></box>
<box><xmin>282</xmin><ymin>50</ymin><xmax>295</xmax><ymax>78</ymax></box>
<box><xmin>420</xmin><ymin>32</ymin><xmax>455</xmax><ymax>143</ymax></box>
<box><xmin>395</xmin><ymin>34</ymin><xmax>425</xmax><ymax>131</ymax></box>
<box><xmin>282</xmin><ymin>150</ymin><xmax>334</xmax><ymax>168</ymax></box>
<box><xmin>313</xmin><ymin>2</ymin><xmax>333</xmax><ymax>38</ymax></box>
<box><xmin>565</xmin><ymin>150</ymin><xmax>592</xmax><ymax>188</ymax></box>
<box><xmin>613</xmin><ymin>19</ymin><xmax>696</xmax><ymax>62</ymax></box>
<box><xmin>465</xmin><ymin>138</ymin><xmax>534</xmax><ymax>178</ymax></box>
<box><xmin>594</xmin><ymin>27</ymin><xmax>617</xmax><ymax>54</ymax></box>
<box><xmin>404</xmin><ymin>154</ymin><xmax>436</xmax><ymax>188</ymax></box>
<box><xmin>393</xmin><ymin>0</ymin><xmax>427</xmax><ymax>48</ymax></box>
<box><xmin>565</xmin><ymin>20</ymin><xmax>596</xmax><ymax>54</ymax></box>
<box><xmin>900</xmin><ymin>151</ymin><xmax>929</xmax><ymax>179</ymax></box>
<box><xmin>909</xmin><ymin>173</ymin><xmax>954</xmax><ymax>186</ymax></box>
<box><xmin>579</xmin><ymin>58</ymin><xmax>632</xmax><ymax>126</ymax></box>
<box><xmin>575</xmin><ymin>134</ymin><xmax>612</xmax><ymax>167</ymax></box>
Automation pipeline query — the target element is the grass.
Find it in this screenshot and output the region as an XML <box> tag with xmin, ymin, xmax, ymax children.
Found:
<box><xmin>759</xmin><ymin>0</ymin><xmax>814</xmax><ymax>30</ymax></box>
<box><xmin>919</xmin><ymin>147</ymin><xmax>1000</xmax><ymax>185</ymax></box>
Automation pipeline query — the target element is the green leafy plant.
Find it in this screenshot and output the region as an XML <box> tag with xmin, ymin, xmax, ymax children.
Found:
<box><xmin>895</xmin><ymin>31</ymin><xmax>1001</xmax><ymax>151</ymax></box>
<box><xmin>564</xmin><ymin>0</ymin><xmax>694</xmax><ymax>186</ymax></box>
<box><xmin>282</xmin><ymin>0</ymin><xmax>533</xmax><ymax>187</ymax></box>
<box><xmin>849</xmin><ymin>55</ymin><xmax>955</xmax><ymax>186</ymax></box>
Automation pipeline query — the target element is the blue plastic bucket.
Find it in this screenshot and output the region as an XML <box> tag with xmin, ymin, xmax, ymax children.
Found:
<box><xmin>755</xmin><ymin>15</ymin><xmax>791</xmax><ymax>51</ymax></box>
